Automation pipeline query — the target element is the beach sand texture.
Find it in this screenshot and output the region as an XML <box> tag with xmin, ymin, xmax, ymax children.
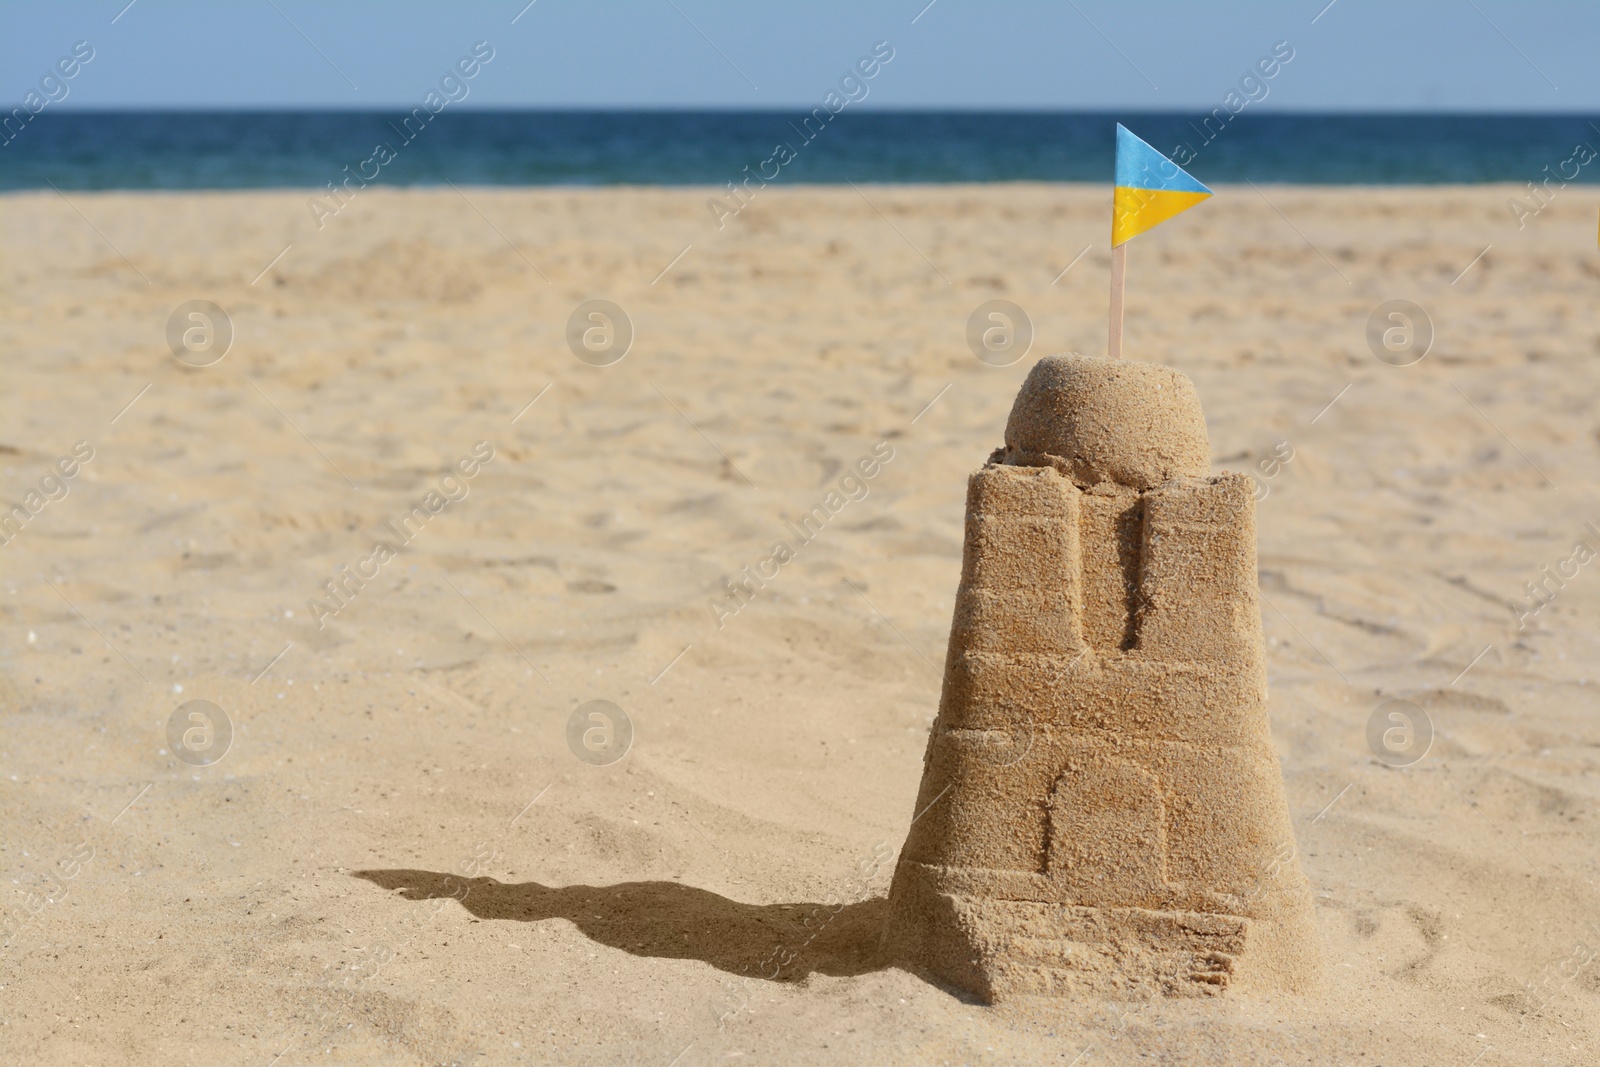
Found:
<box><xmin>2</xmin><ymin>184</ymin><xmax>1598</xmax><ymax>1064</ymax></box>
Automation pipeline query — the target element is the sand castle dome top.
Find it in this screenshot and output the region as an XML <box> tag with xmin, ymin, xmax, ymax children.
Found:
<box><xmin>1003</xmin><ymin>354</ymin><xmax>1211</xmax><ymax>490</ymax></box>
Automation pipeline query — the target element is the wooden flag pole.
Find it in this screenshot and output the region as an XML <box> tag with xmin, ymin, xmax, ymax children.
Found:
<box><xmin>1107</xmin><ymin>242</ymin><xmax>1126</xmax><ymax>359</ymax></box>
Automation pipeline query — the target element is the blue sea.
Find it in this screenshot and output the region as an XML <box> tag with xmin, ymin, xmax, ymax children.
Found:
<box><xmin>3</xmin><ymin>110</ymin><xmax>1597</xmax><ymax>190</ymax></box>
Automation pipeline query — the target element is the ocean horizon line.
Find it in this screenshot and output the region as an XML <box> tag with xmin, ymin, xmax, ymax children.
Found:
<box><xmin>5</xmin><ymin>110</ymin><xmax>1597</xmax><ymax>190</ymax></box>
<box><xmin>19</xmin><ymin>106</ymin><xmax>1600</xmax><ymax>115</ymax></box>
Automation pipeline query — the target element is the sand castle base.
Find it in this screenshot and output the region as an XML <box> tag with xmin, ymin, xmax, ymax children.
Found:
<box><xmin>885</xmin><ymin>354</ymin><xmax>1320</xmax><ymax>1003</ymax></box>
<box><xmin>888</xmin><ymin>864</ymin><xmax>1318</xmax><ymax>1001</ymax></box>
<box><xmin>888</xmin><ymin>887</ymin><xmax>1243</xmax><ymax>1000</ymax></box>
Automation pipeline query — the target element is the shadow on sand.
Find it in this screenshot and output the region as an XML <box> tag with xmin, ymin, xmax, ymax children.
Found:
<box><xmin>352</xmin><ymin>869</ymin><xmax>892</xmax><ymax>981</ymax></box>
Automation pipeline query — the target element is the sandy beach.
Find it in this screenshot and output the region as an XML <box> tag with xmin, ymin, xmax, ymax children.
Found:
<box><xmin>2</xmin><ymin>182</ymin><xmax>1597</xmax><ymax>1064</ymax></box>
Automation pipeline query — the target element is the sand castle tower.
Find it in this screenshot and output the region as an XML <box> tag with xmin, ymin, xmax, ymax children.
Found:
<box><xmin>885</xmin><ymin>354</ymin><xmax>1319</xmax><ymax>1001</ymax></box>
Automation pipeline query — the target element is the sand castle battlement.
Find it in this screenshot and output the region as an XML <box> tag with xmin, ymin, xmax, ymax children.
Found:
<box><xmin>885</xmin><ymin>354</ymin><xmax>1319</xmax><ymax>1002</ymax></box>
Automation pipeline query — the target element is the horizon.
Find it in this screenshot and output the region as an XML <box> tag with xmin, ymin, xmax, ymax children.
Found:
<box><xmin>20</xmin><ymin>105</ymin><xmax>1600</xmax><ymax>116</ymax></box>
<box><xmin>8</xmin><ymin>110</ymin><xmax>1596</xmax><ymax>190</ymax></box>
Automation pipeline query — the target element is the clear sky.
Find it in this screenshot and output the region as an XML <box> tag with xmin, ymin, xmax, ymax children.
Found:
<box><xmin>3</xmin><ymin>1</ymin><xmax>1595</xmax><ymax>112</ymax></box>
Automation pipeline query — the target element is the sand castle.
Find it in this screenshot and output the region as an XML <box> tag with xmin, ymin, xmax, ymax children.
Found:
<box><xmin>884</xmin><ymin>353</ymin><xmax>1319</xmax><ymax>1001</ymax></box>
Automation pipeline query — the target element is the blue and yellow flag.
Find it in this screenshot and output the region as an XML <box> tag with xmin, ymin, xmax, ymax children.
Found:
<box><xmin>1112</xmin><ymin>124</ymin><xmax>1211</xmax><ymax>247</ymax></box>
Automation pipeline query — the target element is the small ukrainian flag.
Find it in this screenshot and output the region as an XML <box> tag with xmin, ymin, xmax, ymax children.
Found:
<box><xmin>1112</xmin><ymin>124</ymin><xmax>1212</xmax><ymax>247</ymax></box>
